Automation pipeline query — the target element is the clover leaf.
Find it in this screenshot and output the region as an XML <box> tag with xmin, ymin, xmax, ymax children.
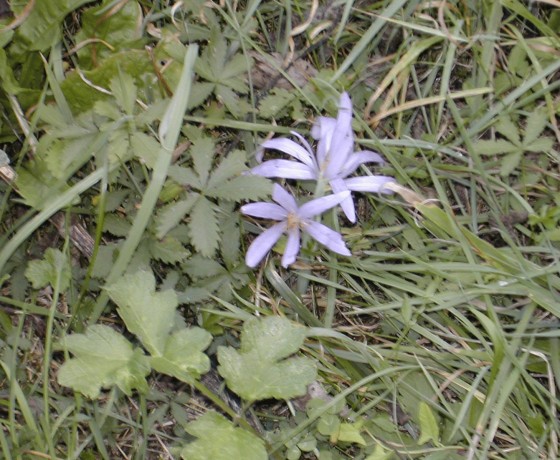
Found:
<box><xmin>180</xmin><ymin>411</ymin><xmax>267</xmax><ymax>460</ymax></box>
<box><xmin>217</xmin><ymin>316</ymin><xmax>317</xmax><ymax>402</ymax></box>
<box><xmin>57</xmin><ymin>325</ymin><xmax>151</xmax><ymax>399</ymax></box>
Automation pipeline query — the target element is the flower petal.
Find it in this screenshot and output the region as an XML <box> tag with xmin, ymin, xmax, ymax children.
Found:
<box><xmin>251</xmin><ymin>160</ymin><xmax>317</xmax><ymax>180</ymax></box>
<box><xmin>330</xmin><ymin>177</ymin><xmax>356</xmax><ymax>223</ymax></box>
<box><xmin>312</xmin><ymin>117</ymin><xmax>336</xmax><ymax>165</ymax></box>
<box><xmin>325</xmin><ymin>92</ymin><xmax>355</xmax><ymax>177</ymax></box>
<box><xmin>298</xmin><ymin>191</ymin><xmax>350</xmax><ymax>219</ymax></box>
<box><xmin>245</xmin><ymin>222</ymin><xmax>286</xmax><ymax>267</ymax></box>
<box><xmin>281</xmin><ymin>227</ymin><xmax>301</xmax><ymax>267</ymax></box>
<box><xmin>339</xmin><ymin>150</ymin><xmax>385</xmax><ymax>177</ymax></box>
<box><xmin>240</xmin><ymin>202</ymin><xmax>287</xmax><ymax>220</ymax></box>
<box><xmin>344</xmin><ymin>176</ymin><xmax>396</xmax><ymax>193</ymax></box>
<box><xmin>261</xmin><ymin>137</ymin><xmax>315</xmax><ymax>168</ymax></box>
<box><xmin>304</xmin><ymin>221</ymin><xmax>351</xmax><ymax>256</ymax></box>
<box><xmin>272</xmin><ymin>183</ymin><xmax>298</xmax><ymax>212</ymax></box>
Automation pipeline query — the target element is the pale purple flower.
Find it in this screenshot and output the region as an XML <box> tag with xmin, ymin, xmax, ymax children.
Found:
<box><xmin>241</xmin><ymin>184</ymin><xmax>351</xmax><ymax>268</ymax></box>
<box><xmin>252</xmin><ymin>92</ymin><xmax>395</xmax><ymax>223</ymax></box>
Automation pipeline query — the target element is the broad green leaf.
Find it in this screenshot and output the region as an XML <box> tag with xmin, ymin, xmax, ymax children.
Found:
<box><xmin>12</xmin><ymin>0</ymin><xmax>96</xmax><ymax>54</ymax></box>
<box><xmin>523</xmin><ymin>108</ymin><xmax>548</xmax><ymax>144</ymax></box>
<box><xmin>155</xmin><ymin>195</ymin><xmax>198</xmax><ymax>238</ymax></box>
<box><xmin>336</xmin><ymin>423</ymin><xmax>367</xmax><ymax>446</ymax></box>
<box><xmin>25</xmin><ymin>248</ymin><xmax>71</xmax><ymax>291</ymax></box>
<box><xmin>474</xmin><ymin>139</ymin><xmax>518</xmax><ymax>156</ymax></box>
<box><xmin>417</xmin><ymin>401</ymin><xmax>440</xmax><ymax>445</ymax></box>
<box><xmin>105</xmin><ymin>270</ymin><xmax>177</xmax><ymax>356</ymax></box>
<box><xmin>189</xmin><ymin>197</ymin><xmax>219</xmax><ymax>257</ymax></box>
<box><xmin>57</xmin><ymin>324</ymin><xmax>150</xmax><ymax>398</ymax></box>
<box><xmin>191</xmin><ymin>137</ymin><xmax>215</xmax><ymax>186</ymax></box>
<box><xmin>317</xmin><ymin>414</ymin><xmax>340</xmax><ymax>436</ymax></box>
<box><xmin>151</xmin><ymin>327</ymin><xmax>212</xmax><ymax>383</ymax></box>
<box><xmin>61</xmin><ymin>50</ymin><xmax>152</xmax><ymax>113</ymax></box>
<box><xmin>217</xmin><ymin>317</ymin><xmax>317</xmax><ymax>401</ymax></box>
<box><xmin>208</xmin><ymin>175</ymin><xmax>272</xmax><ymax>202</ymax></box>
<box><xmin>365</xmin><ymin>444</ymin><xmax>394</xmax><ymax>460</ymax></box>
<box><xmin>180</xmin><ymin>411</ymin><xmax>267</xmax><ymax>460</ymax></box>
<box><xmin>74</xmin><ymin>0</ymin><xmax>143</xmax><ymax>69</ymax></box>
<box><xmin>15</xmin><ymin>166</ymin><xmax>70</xmax><ymax>210</ymax></box>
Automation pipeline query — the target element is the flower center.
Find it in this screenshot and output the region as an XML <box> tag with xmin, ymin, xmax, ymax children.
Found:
<box><xmin>286</xmin><ymin>212</ymin><xmax>300</xmax><ymax>230</ymax></box>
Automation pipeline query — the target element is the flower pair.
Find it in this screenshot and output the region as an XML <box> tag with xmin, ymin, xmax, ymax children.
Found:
<box><xmin>243</xmin><ymin>92</ymin><xmax>395</xmax><ymax>268</ymax></box>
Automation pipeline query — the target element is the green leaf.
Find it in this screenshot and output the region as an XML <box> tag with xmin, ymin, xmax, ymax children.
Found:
<box><xmin>110</xmin><ymin>72</ymin><xmax>137</xmax><ymax>116</ymax></box>
<box><xmin>105</xmin><ymin>270</ymin><xmax>178</xmax><ymax>356</ymax></box>
<box><xmin>149</xmin><ymin>236</ymin><xmax>189</xmax><ymax>264</ymax></box>
<box><xmin>151</xmin><ymin>327</ymin><xmax>212</xmax><ymax>383</ymax></box>
<box><xmin>181</xmin><ymin>411</ymin><xmax>267</xmax><ymax>460</ymax></box>
<box><xmin>500</xmin><ymin>151</ymin><xmax>522</xmax><ymax>177</ymax></box>
<box><xmin>12</xmin><ymin>0</ymin><xmax>96</xmax><ymax>54</ymax></box>
<box><xmin>208</xmin><ymin>175</ymin><xmax>272</xmax><ymax>202</ymax></box>
<box><xmin>336</xmin><ymin>423</ymin><xmax>367</xmax><ymax>446</ymax></box>
<box><xmin>156</xmin><ymin>195</ymin><xmax>198</xmax><ymax>238</ymax></box>
<box><xmin>25</xmin><ymin>248</ymin><xmax>71</xmax><ymax>291</ymax></box>
<box><xmin>191</xmin><ymin>137</ymin><xmax>216</xmax><ymax>186</ymax></box>
<box><xmin>207</xmin><ymin>149</ymin><xmax>247</xmax><ymax>188</ymax></box>
<box><xmin>189</xmin><ymin>197</ymin><xmax>219</xmax><ymax>257</ymax></box>
<box><xmin>365</xmin><ymin>444</ymin><xmax>394</xmax><ymax>460</ymax></box>
<box><xmin>217</xmin><ymin>317</ymin><xmax>317</xmax><ymax>402</ymax></box>
<box><xmin>74</xmin><ymin>0</ymin><xmax>143</xmax><ymax>69</ymax></box>
<box><xmin>524</xmin><ymin>136</ymin><xmax>554</xmax><ymax>153</ymax></box>
<box><xmin>495</xmin><ymin>117</ymin><xmax>520</xmax><ymax>145</ymax></box>
<box><xmin>57</xmin><ymin>324</ymin><xmax>151</xmax><ymax>398</ymax></box>
<box><xmin>258</xmin><ymin>89</ymin><xmax>294</xmax><ymax>119</ymax></box>
<box><xmin>417</xmin><ymin>401</ymin><xmax>440</xmax><ymax>445</ymax></box>
<box><xmin>523</xmin><ymin>108</ymin><xmax>548</xmax><ymax>144</ymax></box>
<box><xmin>168</xmin><ymin>165</ymin><xmax>201</xmax><ymax>188</ymax></box>
<box><xmin>474</xmin><ymin>139</ymin><xmax>518</xmax><ymax>156</ymax></box>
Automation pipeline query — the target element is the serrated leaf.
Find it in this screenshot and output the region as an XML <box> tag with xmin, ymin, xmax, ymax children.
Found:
<box><xmin>207</xmin><ymin>150</ymin><xmax>247</xmax><ymax>188</ymax></box>
<box><xmin>417</xmin><ymin>401</ymin><xmax>440</xmax><ymax>445</ymax></box>
<box><xmin>258</xmin><ymin>89</ymin><xmax>294</xmax><ymax>119</ymax></box>
<box><xmin>103</xmin><ymin>213</ymin><xmax>131</xmax><ymax>237</ymax></box>
<box><xmin>105</xmin><ymin>270</ymin><xmax>178</xmax><ymax>356</ymax></box>
<box><xmin>207</xmin><ymin>175</ymin><xmax>272</xmax><ymax>202</ymax></box>
<box><xmin>500</xmin><ymin>151</ymin><xmax>522</xmax><ymax>177</ymax></box>
<box><xmin>189</xmin><ymin>197</ymin><xmax>219</xmax><ymax>257</ymax></box>
<box><xmin>524</xmin><ymin>136</ymin><xmax>554</xmax><ymax>153</ymax></box>
<box><xmin>474</xmin><ymin>139</ymin><xmax>518</xmax><ymax>156</ymax></box>
<box><xmin>57</xmin><ymin>324</ymin><xmax>151</xmax><ymax>398</ymax></box>
<box><xmin>181</xmin><ymin>411</ymin><xmax>267</xmax><ymax>460</ymax></box>
<box><xmin>149</xmin><ymin>236</ymin><xmax>189</xmax><ymax>264</ymax></box>
<box><xmin>25</xmin><ymin>248</ymin><xmax>71</xmax><ymax>291</ymax></box>
<box><xmin>523</xmin><ymin>108</ymin><xmax>548</xmax><ymax>144</ymax></box>
<box><xmin>156</xmin><ymin>195</ymin><xmax>198</xmax><ymax>238</ymax></box>
<box><xmin>191</xmin><ymin>137</ymin><xmax>215</xmax><ymax>185</ymax></box>
<box><xmin>132</xmin><ymin>132</ymin><xmax>161</xmax><ymax>169</ymax></box>
<box><xmin>183</xmin><ymin>255</ymin><xmax>225</xmax><ymax>279</ymax></box>
<box><xmin>216</xmin><ymin>85</ymin><xmax>250</xmax><ymax>118</ymax></box>
<box><xmin>168</xmin><ymin>165</ymin><xmax>201</xmax><ymax>188</ymax></box>
<box><xmin>217</xmin><ymin>317</ymin><xmax>317</xmax><ymax>401</ymax></box>
<box><xmin>151</xmin><ymin>327</ymin><xmax>212</xmax><ymax>383</ymax></box>
<box><xmin>110</xmin><ymin>72</ymin><xmax>137</xmax><ymax>115</ymax></box>
<box><xmin>495</xmin><ymin>117</ymin><xmax>520</xmax><ymax>145</ymax></box>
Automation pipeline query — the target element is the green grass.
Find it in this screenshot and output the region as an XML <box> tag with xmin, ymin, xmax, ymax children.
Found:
<box><xmin>0</xmin><ymin>0</ymin><xmax>559</xmax><ymax>459</ymax></box>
